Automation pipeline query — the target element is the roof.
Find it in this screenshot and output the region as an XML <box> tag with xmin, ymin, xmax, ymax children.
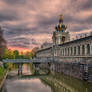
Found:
<box><xmin>36</xmin><ymin>46</ymin><xmax>52</xmax><ymax>53</ymax></box>
<box><xmin>58</xmin><ymin>35</ymin><xmax>92</xmax><ymax>47</ymax></box>
<box><xmin>36</xmin><ymin>35</ymin><xmax>92</xmax><ymax>53</ymax></box>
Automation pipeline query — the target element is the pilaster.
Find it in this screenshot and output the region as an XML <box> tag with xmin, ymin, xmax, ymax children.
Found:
<box><xmin>90</xmin><ymin>42</ymin><xmax>92</xmax><ymax>56</ymax></box>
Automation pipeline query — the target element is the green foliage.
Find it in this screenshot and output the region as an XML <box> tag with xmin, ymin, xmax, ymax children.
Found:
<box><xmin>0</xmin><ymin>66</ymin><xmax>5</xmax><ymax>77</ymax></box>
<box><xmin>4</xmin><ymin>63</ymin><xmax>10</xmax><ymax>69</ymax></box>
<box><xmin>13</xmin><ymin>50</ymin><xmax>19</xmax><ymax>59</ymax></box>
<box><xmin>2</xmin><ymin>49</ymin><xmax>35</xmax><ymax>59</ymax></box>
<box><xmin>2</xmin><ymin>49</ymin><xmax>14</xmax><ymax>59</ymax></box>
<box><xmin>24</xmin><ymin>52</ymin><xmax>34</xmax><ymax>59</ymax></box>
<box><xmin>13</xmin><ymin>64</ymin><xmax>18</xmax><ymax>69</ymax></box>
<box><xmin>18</xmin><ymin>55</ymin><xmax>25</xmax><ymax>59</ymax></box>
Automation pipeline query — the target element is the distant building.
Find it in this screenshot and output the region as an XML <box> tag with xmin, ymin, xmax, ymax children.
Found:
<box><xmin>41</xmin><ymin>42</ymin><xmax>53</xmax><ymax>48</ymax></box>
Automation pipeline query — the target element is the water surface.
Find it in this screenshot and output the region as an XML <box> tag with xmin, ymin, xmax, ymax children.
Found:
<box><xmin>2</xmin><ymin>64</ymin><xmax>92</xmax><ymax>92</ymax></box>
<box><xmin>5</xmin><ymin>78</ymin><xmax>51</xmax><ymax>92</ymax></box>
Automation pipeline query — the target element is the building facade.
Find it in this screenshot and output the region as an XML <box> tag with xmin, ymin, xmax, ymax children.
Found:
<box><xmin>36</xmin><ymin>15</ymin><xmax>92</xmax><ymax>82</ymax></box>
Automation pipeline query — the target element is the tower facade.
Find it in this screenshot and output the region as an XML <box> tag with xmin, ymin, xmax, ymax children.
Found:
<box><xmin>52</xmin><ymin>15</ymin><xmax>70</xmax><ymax>45</ymax></box>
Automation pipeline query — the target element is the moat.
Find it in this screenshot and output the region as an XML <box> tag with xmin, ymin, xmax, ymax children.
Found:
<box><xmin>1</xmin><ymin>65</ymin><xmax>92</xmax><ymax>92</ymax></box>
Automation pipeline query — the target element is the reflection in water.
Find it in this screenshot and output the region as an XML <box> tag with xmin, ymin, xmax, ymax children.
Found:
<box><xmin>40</xmin><ymin>73</ymin><xmax>92</xmax><ymax>92</ymax></box>
<box><xmin>2</xmin><ymin>64</ymin><xmax>92</xmax><ymax>92</ymax></box>
<box><xmin>2</xmin><ymin>64</ymin><xmax>52</xmax><ymax>92</ymax></box>
<box><xmin>1</xmin><ymin>84</ymin><xmax>7</xmax><ymax>92</ymax></box>
<box><xmin>22</xmin><ymin>64</ymin><xmax>32</xmax><ymax>75</ymax></box>
<box><xmin>54</xmin><ymin>73</ymin><xmax>92</xmax><ymax>92</ymax></box>
<box><xmin>4</xmin><ymin>78</ymin><xmax>51</xmax><ymax>92</ymax></box>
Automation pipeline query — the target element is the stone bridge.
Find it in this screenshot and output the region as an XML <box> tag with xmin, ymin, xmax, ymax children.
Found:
<box><xmin>3</xmin><ymin>58</ymin><xmax>52</xmax><ymax>64</ymax></box>
<box><xmin>3</xmin><ymin>58</ymin><xmax>52</xmax><ymax>76</ymax></box>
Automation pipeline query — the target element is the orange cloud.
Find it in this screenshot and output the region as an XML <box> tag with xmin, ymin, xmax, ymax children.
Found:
<box><xmin>8</xmin><ymin>46</ymin><xmax>32</xmax><ymax>53</ymax></box>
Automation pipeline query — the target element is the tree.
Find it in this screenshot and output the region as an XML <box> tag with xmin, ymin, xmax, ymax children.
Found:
<box><xmin>3</xmin><ymin>49</ymin><xmax>14</xmax><ymax>59</ymax></box>
<box><xmin>0</xmin><ymin>26</ymin><xmax>7</xmax><ymax>59</ymax></box>
<box><xmin>13</xmin><ymin>50</ymin><xmax>19</xmax><ymax>59</ymax></box>
<box><xmin>24</xmin><ymin>52</ymin><xmax>34</xmax><ymax>59</ymax></box>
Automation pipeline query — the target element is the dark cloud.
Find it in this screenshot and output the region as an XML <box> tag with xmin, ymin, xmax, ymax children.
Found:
<box><xmin>0</xmin><ymin>9</ymin><xmax>19</xmax><ymax>22</ymax></box>
<box><xmin>8</xmin><ymin>37</ymin><xmax>30</xmax><ymax>48</ymax></box>
<box><xmin>80</xmin><ymin>0</ymin><xmax>92</xmax><ymax>10</ymax></box>
<box><xmin>0</xmin><ymin>14</ymin><xmax>17</xmax><ymax>22</ymax></box>
<box><xmin>85</xmin><ymin>16</ymin><xmax>92</xmax><ymax>24</ymax></box>
<box><xmin>0</xmin><ymin>0</ymin><xmax>92</xmax><ymax>50</ymax></box>
<box><xmin>10</xmin><ymin>43</ymin><xmax>29</xmax><ymax>48</ymax></box>
<box><xmin>3</xmin><ymin>0</ymin><xmax>26</xmax><ymax>5</ymax></box>
<box><xmin>70</xmin><ymin>25</ymin><xmax>89</xmax><ymax>32</ymax></box>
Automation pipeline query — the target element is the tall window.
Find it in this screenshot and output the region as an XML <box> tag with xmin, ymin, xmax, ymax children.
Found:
<box><xmin>82</xmin><ymin>45</ymin><xmax>85</xmax><ymax>55</ymax></box>
<box><xmin>87</xmin><ymin>44</ymin><xmax>90</xmax><ymax>55</ymax></box>
<box><xmin>61</xmin><ymin>50</ymin><xmax>62</xmax><ymax>56</ymax></box>
<box><xmin>74</xmin><ymin>47</ymin><xmax>76</xmax><ymax>55</ymax></box>
<box><xmin>78</xmin><ymin>46</ymin><xmax>80</xmax><ymax>55</ymax></box>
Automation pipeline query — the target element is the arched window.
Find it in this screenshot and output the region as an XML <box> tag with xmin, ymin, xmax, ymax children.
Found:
<box><xmin>78</xmin><ymin>46</ymin><xmax>80</xmax><ymax>55</ymax></box>
<box><xmin>82</xmin><ymin>45</ymin><xmax>85</xmax><ymax>55</ymax></box>
<box><xmin>74</xmin><ymin>47</ymin><xmax>76</xmax><ymax>55</ymax></box>
<box><xmin>87</xmin><ymin>44</ymin><xmax>90</xmax><ymax>55</ymax></box>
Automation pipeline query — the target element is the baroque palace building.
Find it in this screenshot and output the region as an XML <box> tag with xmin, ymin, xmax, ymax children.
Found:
<box><xmin>36</xmin><ymin>15</ymin><xmax>92</xmax><ymax>82</ymax></box>
<box><xmin>52</xmin><ymin>15</ymin><xmax>70</xmax><ymax>45</ymax></box>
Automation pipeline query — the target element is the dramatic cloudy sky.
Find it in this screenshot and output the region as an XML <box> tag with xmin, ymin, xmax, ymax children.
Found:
<box><xmin>0</xmin><ymin>0</ymin><xmax>92</xmax><ymax>51</ymax></box>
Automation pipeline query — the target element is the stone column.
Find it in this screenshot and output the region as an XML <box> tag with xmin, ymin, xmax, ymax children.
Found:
<box><xmin>72</xmin><ymin>46</ymin><xmax>74</xmax><ymax>56</ymax></box>
<box><xmin>70</xmin><ymin>47</ymin><xmax>72</xmax><ymax>56</ymax></box>
<box><xmin>64</xmin><ymin>48</ymin><xmax>65</xmax><ymax>56</ymax></box>
<box><xmin>85</xmin><ymin>44</ymin><xmax>87</xmax><ymax>56</ymax></box>
<box><xmin>62</xmin><ymin>49</ymin><xmax>64</xmax><ymax>56</ymax></box>
<box><xmin>76</xmin><ymin>46</ymin><xmax>78</xmax><ymax>56</ymax></box>
<box><xmin>68</xmin><ymin>48</ymin><xmax>70</xmax><ymax>56</ymax></box>
<box><xmin>66</xmin><ymin>48</ymin><xmax>68</xmax><ymax>56</ymax></box>
<box><xmin>65</xmin><ymin>48</ymin><xmax>66</xmax><ymax>56</ymax></box>
<box><xmin>56</xmin><ymin>48</ymin><xmax>58</xmax><ymax>57</ymax></box>
<box><xmin>80</xmin><ymin>45</ymin><xmax>82</xmax><ymax>56</ymax></box>
<box><xmin>58</xmin><ymin>48</ymin><xmax>59</xmax><ymax>57</ymax></box>
<box><xmin>59</xmin><ymin>47</ymin><xmax>60</xmax><ymax>56</ymax></box>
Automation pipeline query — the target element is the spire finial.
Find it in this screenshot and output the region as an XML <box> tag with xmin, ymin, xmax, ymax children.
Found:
<box><xmin>59</xmin><ymin>14</ymin><xmax>63</xmax><ymax>23</ymax></box>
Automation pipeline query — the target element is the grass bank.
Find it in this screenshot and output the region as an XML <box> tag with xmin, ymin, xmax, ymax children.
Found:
<box><xmin>0</xmin><ymin>66</ymin><xmax>6</xmax><ymax>85</ymax></box>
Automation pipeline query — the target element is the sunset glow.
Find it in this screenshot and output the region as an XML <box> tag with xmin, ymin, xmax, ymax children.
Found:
<box><xmin>0</xmin><ymin>0</ymin><xmax>91</xmax><ymax>52</ymax></box>
<box><xmin>8</xmin><ymin>47</ymin><xmax>32</xmax><ymax>53</ymax></box>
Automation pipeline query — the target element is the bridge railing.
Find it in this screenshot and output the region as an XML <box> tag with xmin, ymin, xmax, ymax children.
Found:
<box><xmin>2</xmin><ymin>58</ymin><xmax>52</xmax><ymax>63</ymax></box>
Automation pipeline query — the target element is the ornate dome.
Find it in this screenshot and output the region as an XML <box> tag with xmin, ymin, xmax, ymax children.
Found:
<box><xmin>55</xmin><ymin>15</ymin><xmax>67</xmax><ymax>32</ymax></box>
